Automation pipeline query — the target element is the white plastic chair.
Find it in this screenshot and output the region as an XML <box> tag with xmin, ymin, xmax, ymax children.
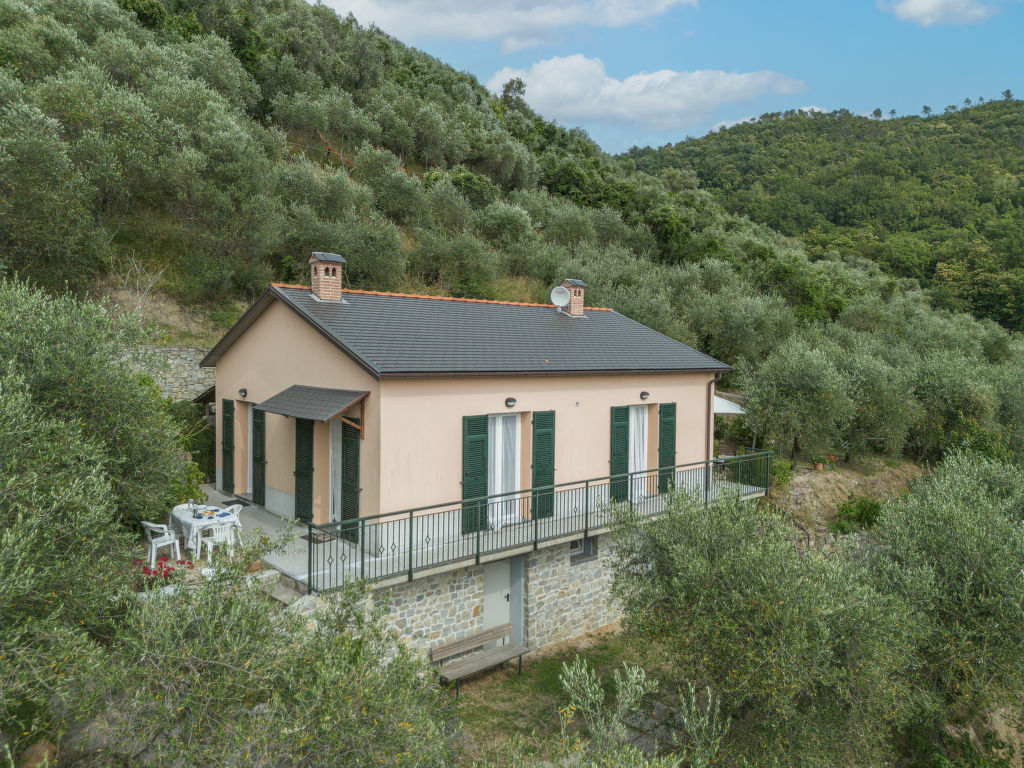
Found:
<box><xmin>200</xmin><ymin>522</ymin><xmax>235</xmax><ymax>562</ymax></box>
<box><xmin>142</xmin><ymin>521</ymin><xmax>181</xmax><ymax>568</ymax></box>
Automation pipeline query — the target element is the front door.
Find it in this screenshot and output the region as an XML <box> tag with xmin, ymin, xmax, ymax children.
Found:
<box><xmin>330</xmin><ymin>418</ymin><xmax>360</xmax><ymax>542</ymax></box>
<box><xmin>482</xmin><ymin>559</ymin><xmax>511</xmax><ymax>648</ymax></box>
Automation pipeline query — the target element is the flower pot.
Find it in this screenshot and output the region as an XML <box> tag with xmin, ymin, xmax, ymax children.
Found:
<box><xmin>814</xmin><ymin>462</ymin><xmax>824</xmax><ymax>471</ymax></box>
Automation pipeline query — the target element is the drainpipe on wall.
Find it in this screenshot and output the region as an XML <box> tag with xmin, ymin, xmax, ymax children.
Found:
<box><xmin>705</xmin><ymin>372</ymin><xmax>722</xmax><ymax>463</ymax></box>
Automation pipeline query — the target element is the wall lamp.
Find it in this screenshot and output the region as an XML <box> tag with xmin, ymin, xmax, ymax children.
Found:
<box><xmin>640</xmin><ymin>391</ymin><xmax>650</xmax><ymax>400</ymax></box>
<box><xmin>505</xmin><ymin>397</ymin><xmax>517</xmax><ymax>408</ymax></box>
<box><xmin>239</xmin><ymin>388</ymin><xmax>247</xmax><ymax>398</ymax></box>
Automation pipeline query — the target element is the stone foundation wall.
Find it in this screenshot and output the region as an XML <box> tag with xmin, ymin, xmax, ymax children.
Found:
<box><xmin>524</xmin><ymin>537</ymin><xmax>621</xmax><ymax>649</ymax></box>
<box><xmin>374</xmin><ymin>535</ymin><xmax>621</xmax><ymax>654</ymax></box>
<box><xmin>129</xmin><ymin>345</ymin><xmax>213</xmax><ymax>401</ymax></box>
<box><xmin>375</xmin><ymin>565</ymin><xmax>486</xmax><ymax>652</ymax></box>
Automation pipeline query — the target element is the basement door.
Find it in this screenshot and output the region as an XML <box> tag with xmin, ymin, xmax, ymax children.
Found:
<box><xmin>482</xmin><ymin>559</ymin><xmax>512</xmax><ymax>649</ymax></box>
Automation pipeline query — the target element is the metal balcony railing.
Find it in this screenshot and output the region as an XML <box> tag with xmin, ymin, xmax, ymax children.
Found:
<box><xmin>305</xmin><ymin>451</ymin><xmax>772</xmax><ymax>593</ymax></box>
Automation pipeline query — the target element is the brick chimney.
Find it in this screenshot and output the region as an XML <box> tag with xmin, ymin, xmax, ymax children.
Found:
<box><xmin>309</xmin><ymin>252</ymin><xmax>345</xmax><ymax>301</ymax></box>
<box><xmin>561</xmin><ymin>278</ymin><xmax>587</xmax><ymax>317</ymax></box>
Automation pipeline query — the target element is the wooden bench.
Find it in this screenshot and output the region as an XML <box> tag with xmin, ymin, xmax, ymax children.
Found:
<box><xmin>429</xmin><ymin>622</ymin><xmax>527</xmax><ymax>698</ymax></box>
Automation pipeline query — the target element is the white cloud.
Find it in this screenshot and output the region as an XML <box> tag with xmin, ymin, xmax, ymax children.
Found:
<box><xmin>325</xmin><ymin>0</ymin><xmax>695</xmax><ymax>50</ymax></box>
<box><xmin>878</xmin><ymin>0</ymin><xmax>1017</xmax><ymax>25</ymax></box>
<box><xmin>486</xmin><ymin>54</ymin><xmax>806</xmax><ymax>132</ymax></box>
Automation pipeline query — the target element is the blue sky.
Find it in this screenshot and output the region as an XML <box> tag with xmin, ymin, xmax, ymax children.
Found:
<box><xmin>324</xmin><ymin>0</ymin><xmax>1024</xmax><ymax>152</ymax></box>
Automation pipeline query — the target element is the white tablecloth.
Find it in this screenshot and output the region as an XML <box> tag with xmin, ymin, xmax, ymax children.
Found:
<box><xmin>170</xmin><ymin>504</ymin><xmax>242</xmax><ymax>553</ymax></box>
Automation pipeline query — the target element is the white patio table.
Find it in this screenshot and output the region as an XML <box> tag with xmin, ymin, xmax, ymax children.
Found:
<box><xmin>170</xmin><ymin>504</ymin><xmax>242</xmax><ymax>554</ymax></box>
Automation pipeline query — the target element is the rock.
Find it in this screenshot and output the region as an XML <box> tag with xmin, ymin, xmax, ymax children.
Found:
<box><xmin>250</xmin><ymin>567</ymin><xmax>281</xmax><ymax>594</ymax></box>
<box><xmin>286</xmin><ymin>593</ymin><xmax>322</xmax><ymax>616</ymax></box>
<box><xmin>246</xmin><ymin>558</ymin><xmax>263</xmax><ymax>573</ymax></box>
<box><xmin>18</xmin><ymin>740</ymin><xmax>56</xmax><ymax>768</ymax></box>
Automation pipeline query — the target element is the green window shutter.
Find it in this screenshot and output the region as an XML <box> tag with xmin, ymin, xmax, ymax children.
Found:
<box><xmin>462</xmin><ymin>415</ymin><xmax>489</xmax><ymax>534</ymax></box>
<box><xmin>531</xmin><ymin>411</ymin><xmax>556</xmax><ymax>519</ymax></box>
<box><xmin>252</xmin><ymin>409</ymin><xmax>266</xmax><ymax>505</ymax></box>
<box><xmin>658</xmin><ymin>403</ymin><xmax>677</xmax><ymax>493</ymax></box>
<box><xmin>294</xmin><ymin>418</ymin><xmax>314</xmax><ymax>523</ymax></box>
<box><xmin>339</xmin><ymin>419</ymin><xmax>360</xmax><ymax>543</ymax></box>
<box><xmin>221</xmin><ymin>399</ymin><xmax>234</xmax><ymax>495</ymax></box>
<box><xmin>610</xmin><ymin>406</ymin><xmax>629</xmax><ymax>502</ymax></box>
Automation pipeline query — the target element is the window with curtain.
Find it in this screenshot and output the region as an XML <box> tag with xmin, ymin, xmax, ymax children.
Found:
<box><xmin>488</xmin><ymin>413</ymin><xmax>521</xmax><ymax>529</ymax></box>
<box><xmin>628</xmin><ymin>404</ymin><xmax>648</xmax><ymax>502</ymax></box>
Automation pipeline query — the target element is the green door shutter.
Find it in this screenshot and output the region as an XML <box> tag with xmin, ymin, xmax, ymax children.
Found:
<box><xmin>658</xmin><ymin>403</ymin><xmax>677</xmax><ymax>493</ymax></box>
<box><xmin>252</xmin><ymin>409</ymin><xmax>266</xmax><ymax>505</ymax></box>
<box><xmin>294</xmin><ymin>418</ymin><xmax>314</xmax><ymax>523</ymax></box>
<box><xmin>221</xmin><ymin>399</ymin><xmax>234</xmax><ymax>495</ymax></box>
<box><xmin>610</xmin><ymin>406</ymin><xmax>629</xmax><ymax>502</ymax></box>
<box><xmin>531</xmin><ymin>411</ymin><xmax>556</xmax><ymax>519</ymax></box>
<box><xmin>339</xmin><ymin>419</ymin><xmax>360</xmax><ymax>543</ymax></box>
<box><xmin>462</xmin><ymin>415</ymin><xmax>489</xmax><ymax>534</ymax></box>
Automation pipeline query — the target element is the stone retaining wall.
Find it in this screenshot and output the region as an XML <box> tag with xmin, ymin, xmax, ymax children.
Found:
<box><xmin>129</xmin><ymin>345</ymin><xmax>213</xmax><ymax>401</ymax></box>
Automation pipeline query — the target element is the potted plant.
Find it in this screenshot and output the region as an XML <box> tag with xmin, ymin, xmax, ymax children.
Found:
<box><xmin>812</xmin><ymin>454</ymin><xmax>838</xmax><ymax>471</ymax></box>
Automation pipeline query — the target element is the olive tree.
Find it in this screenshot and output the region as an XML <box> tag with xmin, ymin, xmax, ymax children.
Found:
<box><xmin>741</xmin><ymin>336</ymin><xmax>854</xmax><ymax>458</ymax></box>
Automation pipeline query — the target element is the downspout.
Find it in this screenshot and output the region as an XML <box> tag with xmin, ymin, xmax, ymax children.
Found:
<box><xmin>705</xmin><ymin>372</ymin><xmax>722</xmax><ymax>463</ymax></box>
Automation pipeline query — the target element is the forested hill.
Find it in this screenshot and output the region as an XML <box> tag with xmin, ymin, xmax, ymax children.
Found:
<box><xmin>624</xmin><ymin>102</ymin><xmax>1024</xmax><ymax>330</ymax></box>
<box><xmin>2</xmin><ymin>0</ymin><xmax>1024</xmax><ymax>464</ymax></box>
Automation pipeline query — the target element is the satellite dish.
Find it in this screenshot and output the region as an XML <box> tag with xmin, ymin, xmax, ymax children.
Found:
<box><xmin>550</xmin><ymin>285</ymin><xmax>571</xmax><ymax>308</ymax></box>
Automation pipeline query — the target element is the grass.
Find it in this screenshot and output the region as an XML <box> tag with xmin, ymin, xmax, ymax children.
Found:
<box><xmin>452</xmin><ymin>628</ymin><xmax>656</xmax><ymax>764</ymax></box>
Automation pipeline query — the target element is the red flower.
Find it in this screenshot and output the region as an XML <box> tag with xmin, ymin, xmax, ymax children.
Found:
<box><xmin>185</xmin><ymin>561</ymin><xmax>195</xmax><ymax>569</ymax></box>
<box><xmin>157</xmin><ymin>556</ymin><xmax>169</xmax><ymax>563</ymax></box>
<box><xmin>177</xmin><ymin>559</ymin><xmax>186</xmax><ymax>565</ymax></box>
<box><xmin>132</xmin><ymin>558</ymin><xmax>142</xmax><ymax>566</ymax></box>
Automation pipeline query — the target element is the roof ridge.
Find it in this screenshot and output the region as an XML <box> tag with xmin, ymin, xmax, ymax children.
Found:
<box><xmin>270</xmin><ymin>283</ymin><xmax>614</xmax><ymax>311</ymax></box>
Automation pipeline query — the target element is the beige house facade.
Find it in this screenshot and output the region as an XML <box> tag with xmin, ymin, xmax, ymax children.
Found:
<box><xmin>203</xmin><ymin>253</ymin><xmax>729</xmax><ymax>531</ymax></box>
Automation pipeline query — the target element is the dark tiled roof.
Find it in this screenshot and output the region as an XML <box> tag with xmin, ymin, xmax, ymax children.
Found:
<box><xmin>254</xmin><ymin>385</ymin><xmax>368</xmax><ymax>421</ymax></box>
<box><xmin>252</xmin><ymin>285</ymin><xmax>730</xmax><ymax>378</ymax></box>
<box><xmin>311</xmin><ymin>252</ymin><xmax>346</xmax><ymax>263</ymax></box>
<box><xmin>563</xmin><ymin>278</ymin><xmax>588</xmax><ymax>287</ymax></box>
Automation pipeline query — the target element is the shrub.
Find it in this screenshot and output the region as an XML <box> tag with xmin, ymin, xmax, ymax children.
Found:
<box><xmin>869</xmin><ymin>452</ymin><xmax>1024</xmax><ymax>724</ymax></box>
<box><xmin>0</xmin><ymin>280</ymin><xmax>196</xmax><ymax>525</ymax></box>
<box><xmin>98</xmin><ymin>577</ymin><xmax>455</xmax><ymax>767</ymax></box>
<box><xmin>831</xmin><ymin>495</ymin><xmax>883</xmax><ymax>534</ymax></box>
<box><xmin>611</xmin><ymin>491</ymin><xmax>917</xmax><ymax>767</ymax></box>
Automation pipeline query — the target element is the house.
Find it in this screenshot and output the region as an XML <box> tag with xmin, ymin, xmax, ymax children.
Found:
<box><xmin>202</xmin><ymin>252</ymin><xmax>770</xmax><ymax>650</ymax></box>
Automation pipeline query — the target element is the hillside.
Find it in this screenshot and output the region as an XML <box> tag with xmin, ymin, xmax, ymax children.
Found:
<box><xmin>1</xmin><ymin>0</ymin><xmax>1023</xmax><ymax>465</ymax></box>
<box><xmin>624</xmin><ymin>102</ymin><xmax>1024</xmax><ymax>330</ymax></box>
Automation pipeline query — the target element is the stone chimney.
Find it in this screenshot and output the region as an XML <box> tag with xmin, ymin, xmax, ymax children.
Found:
<box><xmin>309</xmin><ymin>252</ymin><xmax>345</xmax><ymax>301</ymax></box>
<box><xmin>561</xmin><ymin>278</ymin><xmax>587</xmax><ymax>317</ymax></box>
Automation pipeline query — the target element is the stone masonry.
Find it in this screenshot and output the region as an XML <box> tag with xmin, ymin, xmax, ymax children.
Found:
<box><xmin>130</xmin><ymin>345</ymin><xmax>213</xmax><ymax>401</ymax></box>
<box><xmin>376</xmin><ymin>565</ymin><xmax>486</xmax><ymax>652</ymax></box>
<box><xmin>374</xmin><ymin>535</ymin><xmax>621</xmax><ymax>655</ymax></box>
<box><xmin>524</xmin><ymin>537</ymin><xmax>621</xmax><ymax>649</ymax></box>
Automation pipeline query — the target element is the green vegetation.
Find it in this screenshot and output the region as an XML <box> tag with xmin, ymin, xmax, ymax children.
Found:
<box><xmin>1</xmin><ymin>0</ymin><xmax>1023</xmax><ymax>466</ymax></box>
<box><xmin>610</xmin><ymin>455</ymin><xmax>1024</xmax><ymax>766</ymax></box>
<box><xmin>625</xmin><ymin>102</ymin><xmax>1024</xmax><ymax>330</ymax></box>
<box><xmin>831</xmin><ymin>494</ymin><xmax>883</xmax><ymax>533</ymax></box>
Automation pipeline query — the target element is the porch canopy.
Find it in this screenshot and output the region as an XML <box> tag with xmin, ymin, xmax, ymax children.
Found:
<box><xmin>254</xmin><ymin>385</ymin><xmax>368</xmax><ymax>422</ymax></box>
<box><xmin>714</xmin><ymin>395</ymin><xmax>746</xmax><ymax>415</ymax></box>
